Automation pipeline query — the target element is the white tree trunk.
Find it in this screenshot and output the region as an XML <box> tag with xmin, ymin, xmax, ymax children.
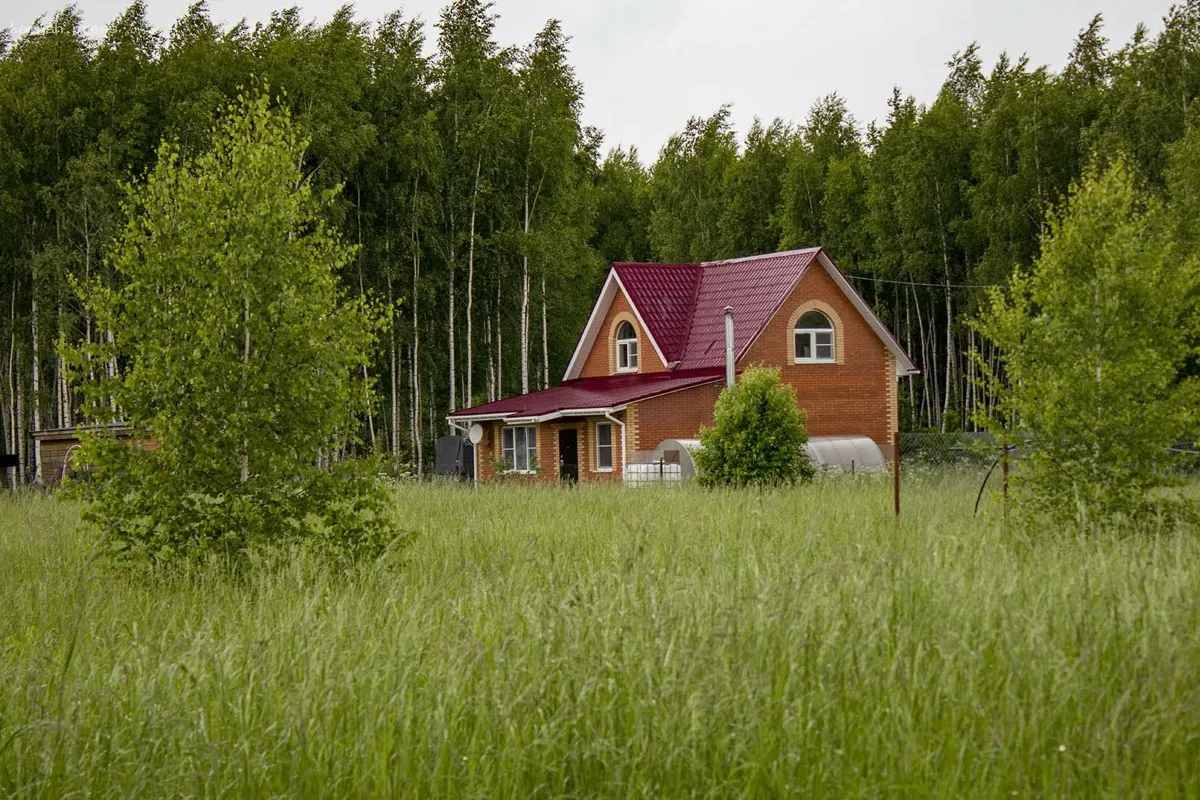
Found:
<box><xmin>15</xmin><ymin>349</ymin><xmax>25</xmax><ymax>487</ymax></box>
<box><xmin>466</xmin><ymin>157</ymin><xmax>481</xmax><ymax>407</ymax></box>
<box><xmin>411</xmin><ymin>187</ymin><xmax>423</xmax><ymax>476</ymax></box>
<box><xmin>942</xmin><ymin>283</ymin><xmax>954</xmax><ymax>431</ymax></box>
<box><xmin>541</xmin><ymin>275</ymin><xmax>549</xmax><ymax>389</ymax></box>
<box><xmin>241</xmin><ymin>295</ymin><xmax>250</xmax><ymax>483</ymax></box>
<box><xmin>520</xmin><ymin>188</ymin><xmax>531</xmax><ymax>395</ymax></box>
<box><xmin>496</xmin><ymin>280</ymin><xmax>503</xmax><ymax>399</ymax></box>
<box><xmin>31</xmin><ymin>287</ymin><xmax>41</xmax><ymax>484</ymax></box>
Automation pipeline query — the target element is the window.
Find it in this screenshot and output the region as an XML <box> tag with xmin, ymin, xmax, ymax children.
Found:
<box><xmin>616</xmin><ymin>321</ymin><xmax>638</xmax><ymax>372</ymax></box>
<box><xmin>501</xmin><ymin>426</ymin><xmax>537</xmax><ymax>472</ymax></box>
<box><xmin>794</xmin><ymin>310</ymin><xmax>835</xmax><ymax>363</ymax></box>
<box><xmin>596</xmin><ymin>422</ymin><xmax>614</xmax><ymax>471</ymax></box>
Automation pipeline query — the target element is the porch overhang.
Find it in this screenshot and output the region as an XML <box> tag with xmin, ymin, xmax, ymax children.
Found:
<box><xmin>446</xmin><ymin>405</ymin><xmax>628</xmax><ymax>426</ymax></box>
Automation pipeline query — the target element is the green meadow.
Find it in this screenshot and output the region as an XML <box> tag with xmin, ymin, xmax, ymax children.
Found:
<box><xmin>2</xmin><ymin>475</ymin><xmax>1199</xmax><ymax>798</ymax></box>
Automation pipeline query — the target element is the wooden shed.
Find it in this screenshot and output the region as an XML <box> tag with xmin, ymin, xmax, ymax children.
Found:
<box><xmin>32</xmin><ymin>424</ymin><xmax>153</xmax><ymax>487</ymax></box>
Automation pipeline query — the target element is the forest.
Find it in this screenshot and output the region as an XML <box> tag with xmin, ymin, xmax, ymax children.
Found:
<box><xmin>2</xmin><ymin>0</ymin><xmax>1198</xmax><ymax>480</ymax></box>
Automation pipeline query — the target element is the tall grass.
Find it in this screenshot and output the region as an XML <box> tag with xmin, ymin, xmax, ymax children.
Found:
<box><xmin>2</xmin><ymin>474</ymin><xmax>1199</xmax><ymax>797</ymax></box>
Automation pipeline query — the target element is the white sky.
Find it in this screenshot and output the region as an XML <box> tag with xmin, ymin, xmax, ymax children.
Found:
<box><xmin>8</xmin><ymin>0</ymin><xmax>1175</xmax><ymax>160</ymax></box>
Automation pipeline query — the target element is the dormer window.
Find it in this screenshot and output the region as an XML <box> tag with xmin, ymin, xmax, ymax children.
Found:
<box><xmin>794</xmin><ymin>310</ymin><xmax>835</xmax><ymax>363</ymax></box>
<box><xmin>616</xmin><ymin>321</ymin><xmax>639</xmax><ymax>372</ymax></box>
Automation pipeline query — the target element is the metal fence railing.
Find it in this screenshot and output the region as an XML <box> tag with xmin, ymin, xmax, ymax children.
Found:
<box><xmin>899</xmin><ymin>431</ymin><xmax>997</xmax><ymax>467</ymax></box>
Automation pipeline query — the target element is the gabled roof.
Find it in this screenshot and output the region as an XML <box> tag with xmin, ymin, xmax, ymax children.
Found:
<box><xmin>449</xmin><ymin>368</ymin><xmax>724</xmax><ymax>421</ymax></box>
<box><xmin>564</xmin><ymin>248</ymin><xmax>917</xmax><ymax>380</ymax></box>
<box><xmin>681</xmin><ymin>249</ymin><xmax>821</xmax><ymax>369</ymax></box>
<box><xmin>611</xmin><ymin>262</ymin><xmax>700</xmax><ymax>363</ymax></box>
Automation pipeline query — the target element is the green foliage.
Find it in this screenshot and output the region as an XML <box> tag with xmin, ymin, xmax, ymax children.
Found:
<box><xmin>974</xmin><ymin>159</ymin><xmax>1200</xmax><ymax>524</ymax></box>
<box><xmin>64</xmin><ymin>87</ymin><xmax>395</xmax><ymax>566</ymax></box>
<box><xmin>695</xmin><ymin>366</ymin><xmax>815</xmax><ymax>487</ymax></box>
<box><xmin>6</xmin><ymin>480</ymin><xmax>1200</xmax><ymax>796</ymax></box>
<box><xmin>648</xmin><ymin>106</ymin><xmax>739</xmax><ymax>261</ymax></box>
<box><xmin>7</xmin><ymin>1</ymin><xmax>1200</xmax><ymax>482</ymax></box>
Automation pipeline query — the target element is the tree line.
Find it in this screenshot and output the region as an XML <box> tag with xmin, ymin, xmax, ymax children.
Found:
<box><xmin>2</xmin><ymin>0</ymin><xmax>1198</xmax><ymax>481</ymax></box>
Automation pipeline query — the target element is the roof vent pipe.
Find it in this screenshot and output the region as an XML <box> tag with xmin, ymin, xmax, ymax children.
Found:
<box><xmin>723</xmin><ymin>306</ymin><xmax>735</xmax><ymax>387</ymax></box>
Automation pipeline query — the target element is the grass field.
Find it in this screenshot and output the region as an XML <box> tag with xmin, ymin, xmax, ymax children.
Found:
<box><xmin>2</xmin><ymin>473</ymin><xmax>1199</xmax><ymax>797</ymax></box>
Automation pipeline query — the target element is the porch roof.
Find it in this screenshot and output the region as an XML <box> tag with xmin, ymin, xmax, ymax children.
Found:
<box><xmin>449</xmin><ymin>367</ymin><xmax>725</xmax><ymax>422</ymax></box>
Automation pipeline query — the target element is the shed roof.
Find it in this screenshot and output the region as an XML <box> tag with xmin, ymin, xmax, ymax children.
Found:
<box><xmin>449</xmin><ymin>368</ymin><xmax>724</xmax><ymax>421</ymax></box>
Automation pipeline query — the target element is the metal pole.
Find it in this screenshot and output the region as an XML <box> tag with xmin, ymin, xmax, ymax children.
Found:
<box><xmin>893</xmin><ymin>432</ymin><xmax>901</xmax><ymax>517</ymax></box>
<box><xmin>723</xmin><ymin>306</ymin><xmax>735</xmax><ymax>388</ymax></box>
<box><xmin>1001</xmin><ymin>443</ymin><xmax>1009</xmax><ymax>519</ymax></box>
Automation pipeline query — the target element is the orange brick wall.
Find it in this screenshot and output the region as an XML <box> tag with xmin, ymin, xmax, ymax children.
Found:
<box><xmin>578</xmin><ymin>289</ymin><xmax>669</xmax><ymax>378</ymax></box>
<box><xmin>740</xmin><ymin>263</ymin><xmax>896</xmax><ymax>448</ymax></box>
<box><xmin>631</xmin><ymin>382</ymin><xmax>725</xmax><ymax>454</ymax></box>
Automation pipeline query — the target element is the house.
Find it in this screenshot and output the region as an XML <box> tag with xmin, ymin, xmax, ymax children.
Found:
<box><xmin>449</xmin><ymin>248</ymin><xmax>918</xmax><ymax>483</ymax></box>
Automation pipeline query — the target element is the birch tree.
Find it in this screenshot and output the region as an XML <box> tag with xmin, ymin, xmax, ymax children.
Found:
<box><xmin>66</xmin><ymin>88</ymin><xmax>391</xmax><ymax>564</ymax></box>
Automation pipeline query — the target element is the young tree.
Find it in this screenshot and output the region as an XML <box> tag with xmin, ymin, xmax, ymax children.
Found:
<box><xmin>591</xmin><ymin>146</ymin><xmax>653</xmax><ymax>264</ymax></box>
<box><xmin>974</xmin><ymin>159</ymin><xmax>1199</xmax><ymax>524</ymax></box>
<box><xmin>779</xmin><ymin>94</ymin><xmax>859</xmax><ymax>250</ymax></box>
<box><xmin>719</xmin><ymin>117</ymin><xmax>790</xmax><ymax>257</ymax></box>
<box><xmin>648</xmin><ymin>106</ymin><xmax>738</xmax><ymax>261</ymax></box>
<box><xmin>66</xmin><ymin>88</ymin><xmax>393</xmax><ymax>565</ymax></box>
<box><xmin>695</xmin><ymin>366</ymin><xmax>815</xmax><ymax>488</ymax></box>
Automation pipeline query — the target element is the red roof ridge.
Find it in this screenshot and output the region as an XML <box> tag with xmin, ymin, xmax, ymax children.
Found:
<box><xmin>700</xmin><ymin>246</ymin><xmax>822</xmax><ymax>267</ymax></box>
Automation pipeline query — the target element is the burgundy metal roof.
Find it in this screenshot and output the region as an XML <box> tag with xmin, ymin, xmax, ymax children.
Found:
<box><xmin>681</xmin><ymin>249</ymin><xmax>821</xmax><ymax>369</ymax></box>
<box><xmin>611</xmin><ymin>249</ymin><xmax>821</xmax><ymax>371</ymax></box>
<box><xmin>612</xmin><ymin>262</ymin><xmax>701</xmax><ymax>363</ymax></box>
<box><xmin>450</xmin><ymin>368</ymin><xmax>724</xmax><ymax>419</ymax></box>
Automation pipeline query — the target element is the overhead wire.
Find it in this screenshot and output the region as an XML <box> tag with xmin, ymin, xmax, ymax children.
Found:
<box><xmin>842</xmin><ymin>273</ymin><xmax>1003</xmax><ymax>290</ymax></box>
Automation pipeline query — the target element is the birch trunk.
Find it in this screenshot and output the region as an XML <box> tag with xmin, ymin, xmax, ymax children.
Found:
<box><xmin>448</xmin><ymin>230</ymin><xmax>456</xmax><ymax>415</ymax></box>
<box><xmin>411</xmin><ymin>182</ymin><xmax>423</xmax><ymax>475</ymax></box>
<box><xmin>31</xmin><ymin>285</ymin><xmax>41</xmax><ymax>484</ymax></box>
<box><xmin>5</xmin><ymin>292</ymin><xmax>15</xmax><ymax>487</ymax></box>
<box><xmin>520</xmin><ymin>189</ymin><xmax>531</xmax><ymax>395</ymax></box>
<box><xmin>942</xmin><ymin>283</ymin><xmax>954</xmax><ymax>431</ymax></box>
<box><xmin>496</xmin><ymin>280</ymin><xmax>503</xmax><ymax>399</ymax></box>
<box><xmin>16</xmin><ymin>350</ymin><xmax>25</xmax><ymax>486</ymax></box>
<box><xmin>240</xmin><ymin>295</ymin><xmax>250</xmax><ymax>483</ymax></box>
<box><xmin>910</xmin><ymin>284</ymin><xmax>930</xmax><ymax>429</ymax></box>
<box><xmin>485</xmin><ymin>302</ymin><xmax>495</xmax><ymax>402</ymax></box>
<box><xmin>466</xmin><ymin>157</ymin><xmax>481</xmax><ymax>407</ymax></box>
<box><xmin>541</xmin><ymin>275</ymin><xmax>549</xmax><ymax>389</ymax></box>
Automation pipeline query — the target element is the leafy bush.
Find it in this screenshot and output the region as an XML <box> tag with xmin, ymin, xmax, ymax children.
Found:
<box><xmin>695</xmin><ymin>366</ymin><xmax>815</xmax><ymax>487</ymax></box>
<box><xmin>63</xmin><ymin>87</ymin><xmax>397</xmax><ymax>567</ymax></box>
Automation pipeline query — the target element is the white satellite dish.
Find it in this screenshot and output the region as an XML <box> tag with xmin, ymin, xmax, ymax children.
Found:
<box><xmin>468</xmin><ymin>423</ymin><xmax>484</xmax><ymax>445</ymax></box>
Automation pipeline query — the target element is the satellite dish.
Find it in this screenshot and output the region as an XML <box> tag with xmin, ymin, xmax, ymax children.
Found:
<box><xmin>468</xmin><ymin>423</ymin><xmax>484</xmax><ymax>445</ymax></box>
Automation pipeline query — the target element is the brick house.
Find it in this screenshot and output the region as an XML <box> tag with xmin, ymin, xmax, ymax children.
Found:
<box><xmin>449</xmin><ymin>248</ymin><xmax>917</xmax><ymax>483</ymax></box>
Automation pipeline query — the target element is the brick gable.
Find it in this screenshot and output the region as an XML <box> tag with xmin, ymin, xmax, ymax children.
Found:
<box><xmin>740</xmin><ymin>262</ymin><xmax>894</xmax><ymax>447</ymax></box>
<box><xmin>578</xmin><ymin>288</ymin><xmax>669</xmax><ymax>378</ymax></box>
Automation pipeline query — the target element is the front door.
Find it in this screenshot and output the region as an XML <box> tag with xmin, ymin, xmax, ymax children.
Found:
<box><xmin>558</xmin><ymin>429</ymin><xmax>579</xmax><ymax>483</ymax></box>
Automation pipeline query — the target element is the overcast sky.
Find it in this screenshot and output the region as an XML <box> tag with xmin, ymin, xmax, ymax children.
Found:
<box><xmin>9</xmin><ymin>0</ymin><xmax>1176</xmax><ymax>159</ymax></box>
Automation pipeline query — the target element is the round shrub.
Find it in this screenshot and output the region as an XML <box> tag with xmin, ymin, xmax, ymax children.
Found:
<box><xmin>695</xmin><ymin>366</ymin><xmax>815</xmax><ymax>487</ymax></box>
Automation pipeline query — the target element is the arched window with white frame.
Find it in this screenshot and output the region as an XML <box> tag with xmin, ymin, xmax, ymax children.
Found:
<box><xmin>615</xmin><ymin>320</ymin><xmax>639</xmax><ymax>372</ymax></box>
<box><xmin>794</xmin><ymin>310</ymin><xmax>835</xmax><ymax>363</ymax></box>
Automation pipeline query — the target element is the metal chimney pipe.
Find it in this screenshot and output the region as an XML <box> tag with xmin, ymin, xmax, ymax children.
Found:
<box><xmin>723</xmin><ymin>306</ymin><xmax>735</xmax><ymax>387</ymax></box>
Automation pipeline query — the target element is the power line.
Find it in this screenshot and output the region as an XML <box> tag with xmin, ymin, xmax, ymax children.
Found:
<box><xmin>843</xmin><ymin>273</ymin><xmax>1002</xmax><ymax>290</ymax></box>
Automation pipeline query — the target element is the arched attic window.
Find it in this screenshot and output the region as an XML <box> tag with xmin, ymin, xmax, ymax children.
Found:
<box><xmin>794</xmin><ymin>310</ymin><xmax>835</xmax><ymax>363</ymax></box>
<box><xmin>616</xmin><ymin>320</ymin><xmax>639</xmax><ymax>372</ymax></box>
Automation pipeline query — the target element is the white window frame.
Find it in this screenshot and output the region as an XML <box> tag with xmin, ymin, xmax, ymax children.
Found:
<box><xmin>615</xmin><ymin>321</ymin><xmax>639</xmax><ymax>373</ymax></box>
<box><xmin>596</xmin><ymin>421</ymin><xmax>614</xmax><ymax>472</ymax></box>
<box><xmin>501</xmin><ymin>425</ymin><xmax>538</xmax><ymax>473</ymax></box>
<box><xmin>794</xmin><ymin>312</ymin><xmax>836</xmax><ymax>364</ymax></box>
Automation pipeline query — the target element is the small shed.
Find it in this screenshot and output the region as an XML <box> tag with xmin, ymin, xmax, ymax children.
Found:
<box><xmin>31</xmin><ymin>424</ymin><xmax>148</xmax><ymax>487</ymax></box>
<box><xmin>433</xmin><ymin>435</ymin><xmax>475</xmax><ymax>481</ymax></box>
